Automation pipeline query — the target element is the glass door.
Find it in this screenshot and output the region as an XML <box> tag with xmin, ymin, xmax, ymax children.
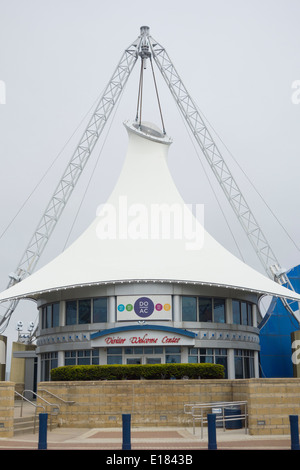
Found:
<box><xmin>126</xmin><ymin>358</ymin><xmax>142</xmax><ymax>364</ymax></box>
<box><xmin>146</xmin><ymin>357</ymin><xmax>162</xmax><ymax>364</ymax></box>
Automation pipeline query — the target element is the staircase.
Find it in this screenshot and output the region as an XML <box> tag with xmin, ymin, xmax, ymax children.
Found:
<box><xmin>14</xmin><ymin>415</ymin><xmax>36</xmax><ymax>435</ymax></box>
<box><xmin>14</xmin><ymin>389</ymin><xmax>74</xmax><ymax>435</ymax></box>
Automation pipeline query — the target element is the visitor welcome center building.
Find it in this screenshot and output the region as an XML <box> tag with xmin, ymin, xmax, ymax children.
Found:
<box><xmin>0</xmin><ymin>118</ymin><xmax>299</xmax><ymax>383</ymax></box>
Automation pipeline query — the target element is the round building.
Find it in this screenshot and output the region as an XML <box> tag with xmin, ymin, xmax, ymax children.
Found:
<box><xmin>0</xmin><ymin>120</ymin><xmax>297</xmax><ymax>382</ymax></box>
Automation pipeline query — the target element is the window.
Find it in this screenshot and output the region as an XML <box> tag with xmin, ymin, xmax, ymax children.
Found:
<box><xmin>42</xmin><ymin>303</ymin><xmax>60</xmax><ymax>329</ymax></box>
<box><xmin>93</xmin><ymin>297</ymin><xmax>107</xmax><ymax>322</ymax></box>
<box><xmin>41</xmin><ymin>352</ymin><xmax>58</xmax><ymax>381</ymax></box>
<box><xmin>65</xmin><ymin>297</ymin><xmax>107</xmax><ymax>325</ymax></box>
<box><xmin>213</xmin><ymin>298</ymin><xmax>225</xmax><ymax>323</ymax></box>
<box><xmin>165</xmin><ymin>346</ymin><xmax>181</xmax><ymax>363</ymax></box>
<box><xmin>106</xmin><ymin>347</ymin><xmax>181</xmax><ymax>364</ymax></box>
<box><xmin>182</xmin><ymin>296</ymin><xmax>197</xmax><ymax>321</ymax></box>
<box><xmin>182</xmin><ymin>296</ymin><xmax>226</xmax><ymax>323</ymax></box>
<box><xmin>199</xmin><ymin>298</ymin><xmax>212</xmax><ymax>322</ymax></box>
<box><xmin>66</xmin><ymin>300</ymin><xmax>77</xmax><ymax>325</ymax></box>
<box><xmin>188</xmin><ymin>347</ymin><xmax>228</xmax><ymax>378</ymax></box>
<box><xmin>65</xmin><ymin>349</ymin><xmax>99</xmax><ymax>366</ymax></box>
<box><xmin>234</xmin><ymin>349</ymin><xmax>255</xmax><ymax>378</ymax></box>
<box><xmin>232</xmin><ymin>300</ymin><xmax>253</xmax><ymax>326</ymax></box>
<box><xmin>107</xmin><ymin>347</ymin><xmax>122</xmax><ymax>364</ymax></box>
<box><xmin>78</xmin><ymin>299</ymin><xmax>91</xmax><ymax>324</ymax></box>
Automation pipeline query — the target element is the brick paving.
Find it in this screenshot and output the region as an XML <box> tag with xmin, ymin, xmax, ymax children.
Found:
<box><xmin>0</xmin><ymin>426</ymin><xmax>292</xmax><ymax>450</ymax></box>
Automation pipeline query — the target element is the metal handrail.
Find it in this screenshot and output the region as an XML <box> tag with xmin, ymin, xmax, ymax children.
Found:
<box><xmin>38</xmin><ymin>388</ymin><xmax>75</xmax><ymax>405</ymax></box>
<box><xmin>184</xmin><ymin>400</ymin><xmax>248</xmax><ymax>438</ymax></box>
<box><xmin>14</xmin><ymin>391</ymin><xmax>46</xmax><ymax>433</ymax></box>
<box><xmin>22</xmin><ymin>390</ymin><xmax>60</xmax><ymax>431</ymax></box>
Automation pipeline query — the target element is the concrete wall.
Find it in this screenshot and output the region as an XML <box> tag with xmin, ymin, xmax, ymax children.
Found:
<box><xmin>37</xmin><ymin>378</ymin><xmax>300</xmax><ymax>435</ymax></box>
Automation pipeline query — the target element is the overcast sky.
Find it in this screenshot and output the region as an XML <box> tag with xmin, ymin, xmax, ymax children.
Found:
<box><xmin>1</xmin><ymin>0</ymin><xmax>300</xmax><ymax>368</ymax></box>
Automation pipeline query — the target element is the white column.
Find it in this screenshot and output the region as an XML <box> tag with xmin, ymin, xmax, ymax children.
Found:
<box><xmin>226</xmin><ymin>299</ymin><xmax>233</xmax><ymax>324</ymax></box>
<box><xmin>58</xmin><ymin>350</ymin><xmax>64</xmax><ymax>368</ymax></box>
<box><xmin>227</xmin><ymin>348</ymin><xmax>235</xmax><ymax>379</ymax></box>
<box><xmin>60</xmin><ymin>301</ymin><xmax>65</xmax><ymax>327</ymax></box>
<box><xmin>254</xmin><ymin>350</ymin><xmax>259</xmax><ymax>378</ymax></box>
<box><xmin>252</xmin><ymin>304</ymin><xmax>258</xmax><ymax>327</ymax></box>
<box><xmin>173</xmin><ymin>295</ymin><xmax>181</xmax><ymax>324</ymax></box>
<box><xmin>108</xmin><ymin>296</ymin><xmax>116</xmax><ymax>323</ymax></box>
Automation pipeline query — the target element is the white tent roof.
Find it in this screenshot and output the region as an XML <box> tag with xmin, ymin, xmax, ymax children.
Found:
<box><xmin>1</xmin><ymin>120</ymin><xmax>300</xmax><ymax>302</ymax></box>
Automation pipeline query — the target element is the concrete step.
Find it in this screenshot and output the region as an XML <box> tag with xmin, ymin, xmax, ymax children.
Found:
<box><xmin>14</xmin><ymin>414</ymin><xmax>59</xmax><ymax>435</ymax></box>
<box><xmin>14</xmin><ymin>416</ymin><xmax>36</xmax><ymax>435</ymax></box>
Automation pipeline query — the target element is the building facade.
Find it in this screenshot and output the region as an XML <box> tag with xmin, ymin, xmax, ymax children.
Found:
<box><xmin>37</xmin><ymin>282</ymin><xmax>261</xmax><ymax>381</ymax></box>
<box><xmin>1</xmin><ymin>120</ymin><xmax>299</xmax><ymax>383</ymax></box>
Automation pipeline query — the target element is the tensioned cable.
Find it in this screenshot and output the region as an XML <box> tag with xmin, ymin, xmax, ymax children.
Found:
<box><xmin>150</xmin><ymin>56</ymin><xmax>166</xmax><ymax>135</ymax></box>
<box><xmin>135</xmin><ymin>54</ymin><xmax>166</xmax><ymax>134</ymax></box>
<box><xmin>136</xmin><ymin>59</ymin><xmax>144</xmax><ymax>124</ymax></box>
<box><xmin>0</xmin><ymin>88</ymin><xmax>106</xmax><ymax>241</ymax></box>
<box><xmin>194</xmin><ymin>102</ymin><xmax>300</xmax><ymax>254</ymax></box>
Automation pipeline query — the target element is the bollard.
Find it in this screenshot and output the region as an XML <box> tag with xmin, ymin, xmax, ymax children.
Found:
<box><xmin>289</xmin><ymin>415</ymin><xmax>300</xmax><ymax>450</ymax></box>
<box><xmin>122</xmin><ymin>414</ymin><xmax>131</xmax><ymax>450</ymax></box>
<box><xmin>38</xmin><ymin>413</ymin><xmax>48</xmax><ymax>450</ymax></box>
<box><xmin>207</xmin><ymin>413</ymin><xmax>217</xmax><ymax>450</ymax></box>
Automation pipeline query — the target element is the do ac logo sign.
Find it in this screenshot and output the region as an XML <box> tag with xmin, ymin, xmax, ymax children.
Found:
<box><xmin>134</xmin><ymin>297</ymin><xmax>154</xmax><ymax>318</ymax></box>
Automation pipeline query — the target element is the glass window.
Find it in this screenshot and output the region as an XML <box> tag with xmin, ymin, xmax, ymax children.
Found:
<box><xmin>182</xmin><ymin>296</ymin><xmax>197</xmax><ymax>321</ymax></box>
<box><xmin>107</xmin><ymin>355</ymin><xmax>122</xmax><ymax>364</ymax></box>
<box><xmin>214</xmin><ymin>298</ymin><xmax>225</xmax><ymax>323</ymax></box>
<box><xmin>232</xmin><ymin>300</ymin><xmax>240</xmax><ymax>324</ymax></box>
<box><xmin>65</xmin><ymin>351</ymin><xmax>76</xmax><ymax>366</ymax></box>
<box><xmin>146</xmin><ymin>358</ymin><xmax>161</xmax><ymax>364</ymax></box>
<box><xmin>78</xmin><ymin>350</ymin><xmax>91</xmax><ymax>365</ymax></box>
<box><xmin>241</xmin><ymin>302</ymin><xmax>248</xmax><ymax>325</ymax></box>
<box><xmin>93</xmin><ymin>297</ymin><xmax>107</xmax><ymax>323</ymax></box>
<box><xmin>52</xmin><ymin>303</ymin><xmax>60</xmax><ymax>327</ymax></box>
<box><xmin>107</xmin><ymin>347</ymin><xmax>122</xmax><ymax>364</ymax></box>
<box><xmin>199</xmin><ymin>298</ymin><xmax>212</xmax><ymax>322</ymax></box>
<box><xmin>46</xmin><ymin>305</ymin><xmax>52</xmax><ymax>329</ymax></box>
<box><xmin>78</xmin><ymin>299</ymin><xmax>91</xmax><ymax>324</ymax></box>
<box><xmin>234</xmin><ymin>350</ymin><xmax>255</xmax><ymax>378</ymax></box>
<box><xmin>247</xmin><ymin>303</ymin><xmax>252</xmax><ymax>326</ymax></box>
<box><xmin>92</xmin><ymin>350</ymin><xmax>99</xmax><ymax>365</ymax></box>
<box><xmin>66</xmin><ymin>300</ymin><xmax>77</xmax><ymax>325</ymax></box>
<box><xmin>165</xmin><ymin>346</ymin><xmax>181</xmax><ymax>363</ymax></box>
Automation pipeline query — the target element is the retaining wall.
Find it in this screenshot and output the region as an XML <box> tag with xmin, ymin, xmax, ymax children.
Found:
<box><xmin>36</xmin><ymin>378</ymin><xmax>300</xmax><ymax>435</ymax></box>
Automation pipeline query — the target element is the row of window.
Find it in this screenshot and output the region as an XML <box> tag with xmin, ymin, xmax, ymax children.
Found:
<box><xmin>41</xmin><ymin>298</ymin><xmax>108</xmax><ymax>329</ymax></box>
<box><xmin>41</xmin><ymin>296</ymin><xmax>254</xmax><ymax>329</ymax></box>
<box><xmin>40</xmin><ymin>347</ymin><xmax>255</xmax><ymax>381</ymax></box>
<box><xmin>182</xmin><ymin>297</ymin><xmax>253</xmax><ymax>326</ymax></box>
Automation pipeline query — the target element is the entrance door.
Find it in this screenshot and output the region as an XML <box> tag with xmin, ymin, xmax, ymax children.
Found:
<box><xmin>126</xmin><ymin>358</ymin><xmax>142</xmax><ymax>365</ymax></box>
<box><xmin>146</xmin><ymin>357</ymin><xmax>162</xmax><ymax>364</ymax></box>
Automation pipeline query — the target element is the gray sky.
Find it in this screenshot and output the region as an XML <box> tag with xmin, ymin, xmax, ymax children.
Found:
<box><xmin>1</xmin><ymin>0</ymin><xmax>300</xmax><ymax>367</ymax></box>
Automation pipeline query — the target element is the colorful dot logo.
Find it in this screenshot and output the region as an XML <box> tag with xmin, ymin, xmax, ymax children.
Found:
<box><xmin>134</xmin><ymin>297</ymin><xmax>154</xmax><ymax>318</ymax></box>
<box><xmin>118</xmin><ymin>304</ymin><xmax>125</xmax><ymax>312</ymax></box>
<box><xmin>164</xmin><ymin>303</ymin><xmax>171</xmax><ymax>311</ymax></box>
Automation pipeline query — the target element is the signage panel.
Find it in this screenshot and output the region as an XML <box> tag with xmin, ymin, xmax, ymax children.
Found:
<box><xmin>117</xmin><ymin>295</ymin><xmax>172</xmax><ymax>321</ymax></box>
<box><xmin>92</xmin><ymin>329</ymin><xmax>195</xmax><ymax>347</ymax></box>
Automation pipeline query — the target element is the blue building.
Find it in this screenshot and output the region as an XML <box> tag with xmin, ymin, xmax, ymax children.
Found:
<box><xmin>259</xmin><ymin>265</ymin><xmax>300</xmax><ymax>377</ymax></box>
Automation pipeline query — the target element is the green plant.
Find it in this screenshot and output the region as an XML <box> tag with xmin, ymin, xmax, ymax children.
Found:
<box><xmin>50</xmin><ymin>362</ymin><xmax>224</xmax><ymax>381</ymax></box>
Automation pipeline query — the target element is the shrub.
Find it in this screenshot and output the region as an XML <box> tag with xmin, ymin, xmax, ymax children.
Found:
<box><xmin>50</xmin><ymin>363</ymin><xmax>224</xmax><ymax>381</ymax></box>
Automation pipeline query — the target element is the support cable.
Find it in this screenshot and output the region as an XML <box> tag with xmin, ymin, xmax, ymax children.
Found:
<box><xmin>150</xmin><ymin>56</ymin><xmax>166</xmax><ymax>135</ymax></box>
